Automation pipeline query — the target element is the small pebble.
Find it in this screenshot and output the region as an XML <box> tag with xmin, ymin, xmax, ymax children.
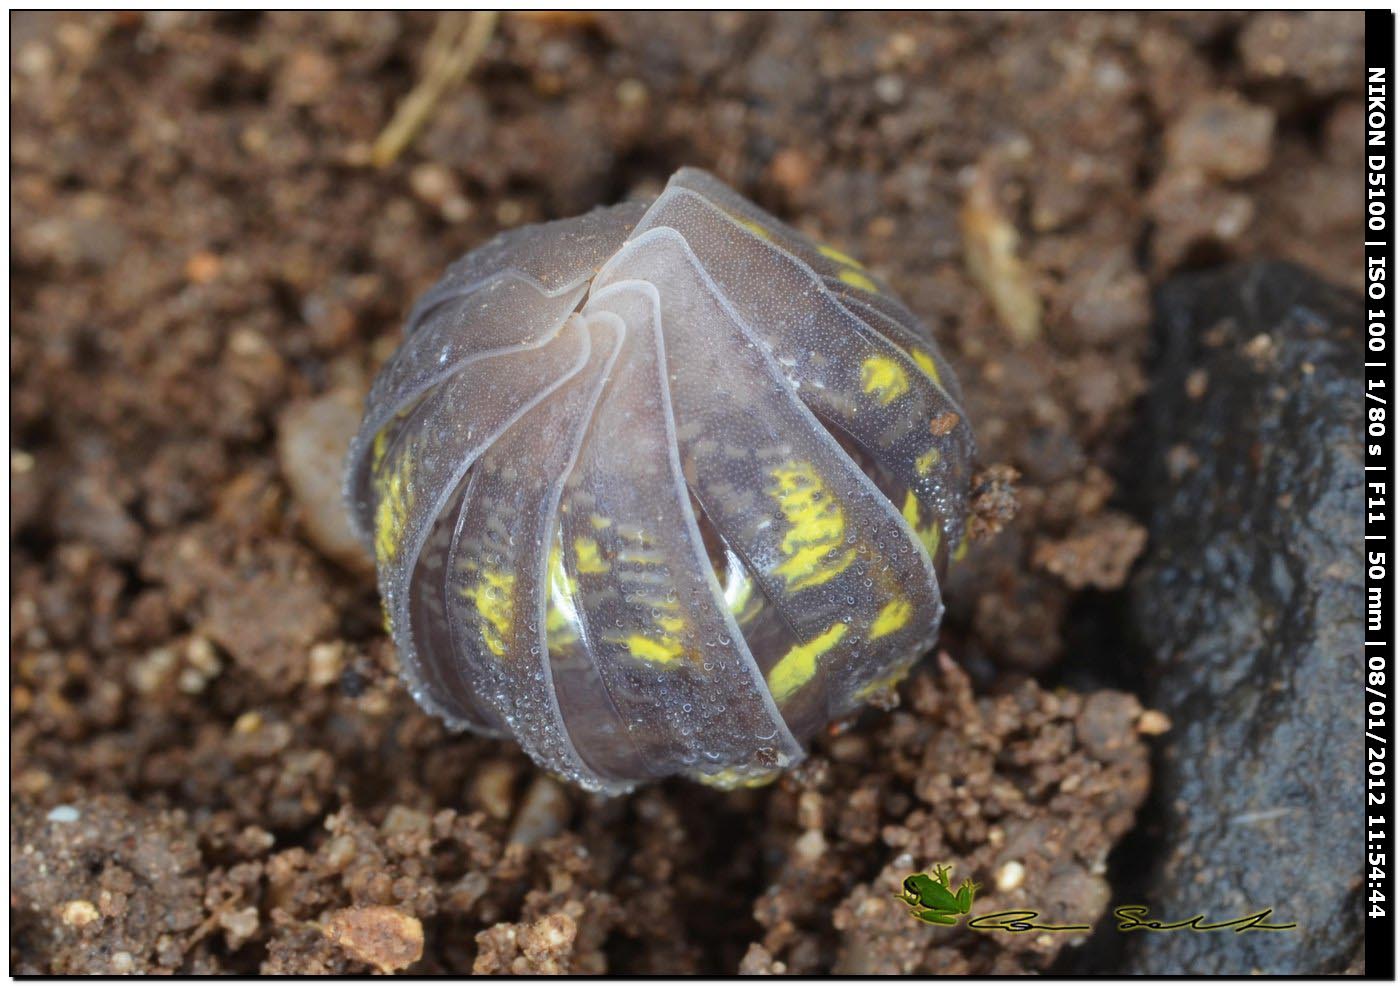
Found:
<box><xmin>323</xmin><ymin>834</ymin><xmax>358</xmax><ymax>872</ymax></box>
<box><xmin>129</xmin><ymin>647</ymin><xmax>178</xmax><ymax>695</ymax></box>
<box><xmin>184</xmin><ymin>250</ymin><xmax>222</xmax><ymax>284</ymax></box>
<box><xmin>495</xmin><ymin>200</ymin><xmax>524</xmax><ymax>227</ymax></box>
<box><xmin>276</xmin><ymin>391</ymin><xmax>371</xmax><ymax>573</ymax></box>
<box><xmin>1242</xmin><ymin>332</ymin><xmax>1277</xmax><ymax>367</ymax></box>
<box><xmin>218</xmin><ymin>907</ymin><xmax>259</xmax><ymax>950</ymax></box>
<box><xmin>186</xmin><ymin>637</ymin><xmax>220</xmax><ymax>676</ymax></box>
<box><xmin>996</xmin><ymin>860</ymin><xmax>1026</xmax><ymax>892</ymax></box>
<box><xmin>769</xmin><ymin>148</ymin><xmax>814</xmax><ymax>197</ymax></box>
<box><xmin>874</xmin><ymin>73</ymin><xmax>904</xmax><ymax>104</ymax></box>
<box><xmin>307</xmin><ymin>642</ymin><xmax>345</xmax><ymax>688</ymax></box>
<box><xmin>1137</xmin><ymin>709</ymin><xmax>1172</xmax><ymax>736</ymax></box>
<box><xmin>472</xmin><ymin>760</ymin><xmax>519</xmax><ymax>822</ymax></box>
<box><xmin>408</xmin><ymin>163</ymin><xmax>472</xmax><ymax>223</ymax></box>
<box><xmin>615</xmin><ymin>78</ymin><xmax>647</xmax><ymax>109</ymax></box>
<box><xmin>508</xmin><ymin>776</ymin><xmax>571</xmax><ymax>847</ymax></box>
<box><xmin>794</xmin><ymin>828</ymin><xmax>827</xmax><ymax>862</ymax></box>
<box><xmin>447</xmin><ymin>871</ymin><xmax>489</xmax><ymax>912</ymax></box>
<box><xmin>381</xmin><ymin>805</ymin><xmax>431</xmax><ymax>838</ymax></box>
<box><xmin>1184</xmin><ymin>368</ymin><xmax>1209</xmax><ymax>400</ymax></box>
<box><xmin>60</xmin><ymin>900</ymin><xmax>99</xmax><ymax>927</ymax></box>
<box><xmin>46</xmin><ymin>805</ymin><xmax>80</xmax><ymax>824</ymax></box>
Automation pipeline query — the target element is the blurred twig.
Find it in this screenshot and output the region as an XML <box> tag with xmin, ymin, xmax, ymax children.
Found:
<box><xmin>960</xmin><ymin>156</ymin><xmax>1043</xmax><ymax>346</ymax></box>
<box><xmin>371</xmin><ymin>10</ymin><xmax>499</xmax><ymax>169</ymax></box>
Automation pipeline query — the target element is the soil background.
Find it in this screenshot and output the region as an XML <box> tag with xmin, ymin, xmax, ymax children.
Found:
<box><xmin>11</xmin><ymin>11</ymin><xmax>1364</xmax><ymax>975</ymax></box>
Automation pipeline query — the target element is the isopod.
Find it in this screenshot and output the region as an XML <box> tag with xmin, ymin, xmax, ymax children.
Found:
<box><xmin>344</xmin><ymin>168</ymin><xmax>974</xmax><ymax>794</ymax></box>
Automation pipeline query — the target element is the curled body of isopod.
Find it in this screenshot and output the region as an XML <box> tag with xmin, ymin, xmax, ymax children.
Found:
<box><xmin>344</xmin><ymin>167</ymin><xmax>974</xmax><ymax>794</ymax></box>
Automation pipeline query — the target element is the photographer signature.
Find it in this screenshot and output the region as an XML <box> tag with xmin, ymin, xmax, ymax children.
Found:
<box><xmin>897</xmin><ymin>864</ymin><xmax>1295</xmax><ymax>934</ymax></box>
<box><xmin>1111</xmin><ymin>905</ymin><xmax>1297</xmax><ymax>933</ymax></box>
<box><xmin>964</xmin><ymin>906</ymin><xmax>1296</xmax><ymax>935</ymax></box>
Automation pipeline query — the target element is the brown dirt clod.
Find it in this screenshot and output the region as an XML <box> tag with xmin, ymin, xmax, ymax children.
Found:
<box><xmin>323</xmin><ymin>906</ymin><xmax>425</xmax><ymax>974</ymax></box>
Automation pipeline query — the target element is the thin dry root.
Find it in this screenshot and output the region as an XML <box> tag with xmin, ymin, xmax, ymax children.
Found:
<box><xmin>371</xmin><ymin>11</ymin><xmax>499</xmax><ymax>169</ymax></box>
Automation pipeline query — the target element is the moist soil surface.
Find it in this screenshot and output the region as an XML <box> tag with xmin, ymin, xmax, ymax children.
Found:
<box><xmin>10</xmin><ymin>11</ymin><xmax>1363</xmax><ymax>974</ymax></box>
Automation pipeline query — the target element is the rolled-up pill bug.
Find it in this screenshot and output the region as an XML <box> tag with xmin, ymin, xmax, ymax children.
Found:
<box><xmin>344</xmin><ymin>167</ymin><xmax>974</xmax><ymax>794</ymax></box>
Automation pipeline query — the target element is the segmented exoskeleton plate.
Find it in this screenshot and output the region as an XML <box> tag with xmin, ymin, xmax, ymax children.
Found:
<box><xmin>344</xmin><ymin>168</ymin><xmax>974</xmax><ymax>794</ymax></box>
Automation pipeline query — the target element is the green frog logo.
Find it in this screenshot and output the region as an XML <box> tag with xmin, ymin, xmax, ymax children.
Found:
<box><xmin>895</xmin><ymin>864</ymin><xmax>980</xmax><ymax>926</ymax></box>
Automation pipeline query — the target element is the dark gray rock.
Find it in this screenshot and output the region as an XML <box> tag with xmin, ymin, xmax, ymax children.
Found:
<box><xmin>1127</xmin><ymin>262</ymin><xmax>1364</xmax><ymax>974</ymax></box>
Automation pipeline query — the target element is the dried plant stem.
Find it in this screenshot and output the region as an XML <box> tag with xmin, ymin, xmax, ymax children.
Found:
<box><xmin>371</xmin><ymin>10</ymin><xmax>499</xmax><ymax>169</ymax></box>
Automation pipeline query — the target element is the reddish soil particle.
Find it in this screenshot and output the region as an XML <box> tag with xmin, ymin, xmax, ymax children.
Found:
<box><xmin>10</xmin><ymin>11</ymin><xmax>1360</xmax><ymax>974</ymax></box>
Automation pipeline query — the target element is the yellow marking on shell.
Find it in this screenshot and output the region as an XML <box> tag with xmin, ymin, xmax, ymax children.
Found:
<box><xmin>735</xmin><ymin>596</ymin><xmax>764</xmax><ymax>624</ymax></box>
<box><xmin>768</xmin><ymin>622</ymin><xmax>848</xmax><ymax>703</ymax></box>
<box><xmin>623</xmin><ymin>633</ymin><xmax>685</xmax><ymax>665</ymax></box>
<box><xmin>922</xmin><ymin>522</ymin><xmax>942</xmax><ymax>559</ymax></box>
<box><xmin>838</xmin><ymin>268</ymin><xmax>879</xmax><ymax>293</ymax></box>
<box><xmin>723</xmin><ymin>566</ymin><xmax>753</xmax><ymax>614</ymax></box>
<box><xmin>914</xmin><ymin>448</ymin><xmax>940</xmax><ymax>476</ymax></box>
<box><xmin>870</xmin><ymin>596</ymin><xmax>914</xmax><ymax>641</ymax></box>
<box><xmin>818</xmin><ymin>243</ymin><xmax>866</xmax><ymax>269</ymax></box>
<box><xmin>692</xmin><ymin>766</ymin><xmax>783</xmax><ymax>790</ymax></box>
<box><xmin>952</xmin><ymin>529</ymin><xmax>969</xmax><ymax>563</ymax></box>
<box><xmin>546</xmin><ymin>543</ymin><xmax>579</xmax><ymax>648</ymax></box>
<box><xmin>589</xmin><ymin>514</ymin><xmax>612</xmax><ymax>530</ymax></box>
<box><xmin>462</xmin><ymin>569</ymin><xmax>515</xmax><ymax>658</ymax></box>
<box><xmin>860</xmin><ymin>355</ymin><xmax>910</xmax><ymax>405</ymax></box>
<box><xmin>618</xmin><ymin>548</ymin><xmax>666</xmax><ymax>567</ymax></box>
<box><xmin>372</xmin><ymin>451</ymin><xmax>413</xmax><ymax>566</ymax></box>
<box><xmin>768</xmin><ymin>462</ymin><xmax>856</xmax><ymax>592</ymax></box>
<box><xmin>371</xmin><ymin>427</ymin><xmax>392</xmax><ymax>471</ymax></box>
<box><xmin>901</xmin><ymin>490</ymin><xmax>942</xmax><ymax>559</ymax></box>
<box><xmin>855</xmin><ymin>662</ymin><xmax>913</xmax><ymax>701</ymax></box>
<box><xmin>901</xmin><ymin>489</ymin><xmax>921</xmax><ymax>529</ymax></box>
<box><xmin>907</xmin><ymin>347</ymin><xmax>943</xmax><ymax>387</ymax></box>
<box><xmin>737</xmin><ymin>217</ymin><xmax>773</xmax><ymax>241</ymax></box>
<box><xmin>548</xmin><ymin>543</ymin><xmax>574</xmax><ymax>595</ymax></box>
<box><xmin>722</xmin><ymin>565</ymin><xmax>764</xmax><ymax>623</ymax></box>
<box><xmin>545</xmin><ymin>606</ymin><xmax>574</xmax><ymax>644</ymax></box>
<box><xmin>573</xmin><ymin>536</ymin><xmax>610</xmax><ymax>575</ymax></box>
